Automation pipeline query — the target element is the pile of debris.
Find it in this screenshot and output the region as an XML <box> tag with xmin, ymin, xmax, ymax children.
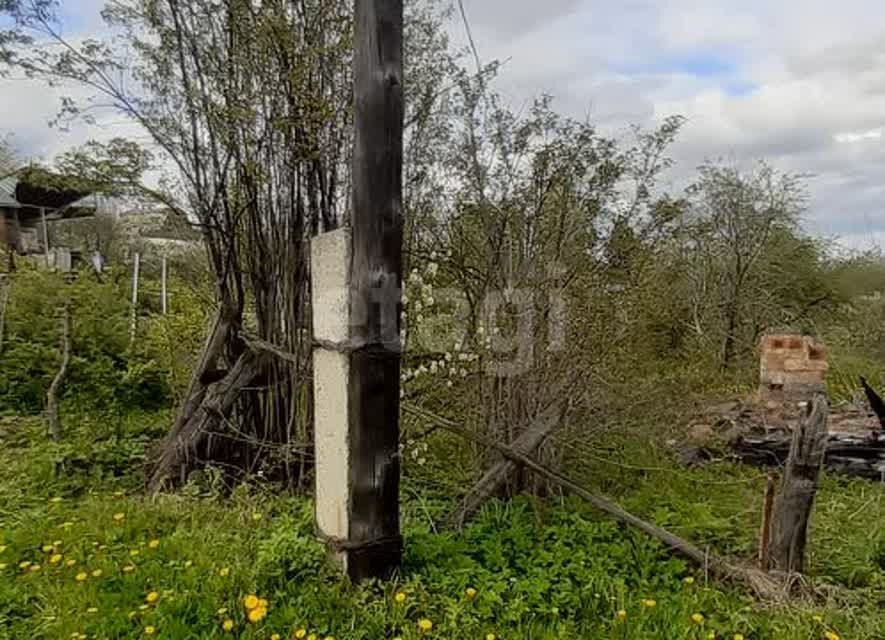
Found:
<box><xmin>679</xmin><ymin>333</ymin><xmax>885</xmax><ymax>481</ymax></box>
<box><xmin>681</xmin><ymin>398</ymin><xmax>884</xmax><ymax>480</ymax></box>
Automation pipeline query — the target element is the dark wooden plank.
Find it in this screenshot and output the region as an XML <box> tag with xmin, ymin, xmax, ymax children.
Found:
<box><xmin>346</xmin><ymin>0</ymin><xmax>404</xmax><ymax>581</ymax></box>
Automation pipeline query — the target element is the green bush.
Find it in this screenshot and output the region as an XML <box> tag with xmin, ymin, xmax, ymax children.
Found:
<box><xmin>0</xmin><ymin>264</ymin><xmax>207</xmax><ymax>416</ymax></box>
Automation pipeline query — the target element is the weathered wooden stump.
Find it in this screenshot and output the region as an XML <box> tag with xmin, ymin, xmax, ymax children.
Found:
<box><xmin>768</xmin><ymin>394</ymin><xmax>829</xmax><ymax>574</ymax></box>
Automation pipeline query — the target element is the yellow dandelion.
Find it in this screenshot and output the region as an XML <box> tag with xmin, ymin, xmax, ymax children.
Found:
<box><xmin>18</xmin><ymin>561</ymin><xmax>31</xmax><ymax>570</ymax></box>
<box><xmin>417</xmin><ymin>618</ymin><xmax>433</xmax><ymax>633</ymax></box>
<box><xmin>49</xmin><ymin>553</ymin><xmax>62</xmax><ymax>564</ymax></box>
<box><xmin>183</xmin><ymin>560</ymin><xmax>192</xmax><ymax>568</ymax></box>
<box><xmin>145</xmin><ymin>625</ymin><xmax>156</xmax><ymax>636</ymax></box>
<box><xmin>307</xmin><ymin>635</ymin><xmax>317</xmax><ymax>640</ymax></box>
<box><xmin>394</xmin><ymin>591</ymin><xmax>407</xmax><ymax>604</ymax></box>
<box><xmin>217</xmin><ymin>607</ymin><xmax>228</xmax><ymax>616</ymax></box>
<box><xmin>259</xmin><ymin>598</ymin><xmax>269</xmax><ymax>608</ymax></box>
<box><xmin>75</xmin><ymin>572</ymin><xmax>87</xmax><ymax>582</ymax></box>
<box><xmin>641</xmin><ymin>599</ymin><xmax>656</xmax><ymax>609</ymax></box>
<box><xmin>708</xmin><ymin>633</ymin><xmax>717</xmax><ymax>640</ymax></box>
<box><xmin>824</xmin><ymin>632</ymin><xmax>841</xmax><ymax>640</ymax></box>
<box><xmin>616</xmin><ymin>609</ymin><xmax>627</xmax><ymax>621</ymax></box>
<box><xmin>123</xmin><ymin>565</ymin><xmax>136</xmax><ymax>573</ymax></box>
<box><xmin>684</xmin><ymin>576</ymin><xmax>695</xmax><ymax>585</ymax></box>
<box><xmin>295</xmin><ymin>629</ymin><xmax>307</xmax><ymax>639</ymax></box>
<box><xmin>247</xmin><ymin>607</ymin><xmax>267</xmax><ymax>623</ymax></box>
<box><xmin>65</xmin><ymin>559</ymin><xmax>77</xmax><ymax>567</ymax></box>
<box><xmin>148</xmin><ymin>539</ymin><xmax>160</xmax><ymax>550</ymax></box>
<box><xmin>222</xmin><ymin>619</ymin><xmax>234</xmax><ymax>632</ymax></box>
<box><xmin>87</xmin><ymin>607</ymin><xmax>98</xmax><ymax>614</ymax></box>
<box><xmin>91</xmin><ymin>569</ymin><xmax>102</xmax><ymax>578</ymax></box>
<box><xmin>217</xmin><ymin>566</ymin><xmax>230</xmax><ymax>577</ymax></box>
<box><xmin>0</xmin><ymin>563</ymin><xmax>7</xmax><ymax>570</ymax></box>
<box><xmin>271</xmin><ymin>635</ymin><xmax>281</xmax><ymax>640</ymax></box>
<box><xmin>112</xmin><ymin>513</ymin><xmax>125</xmax><ymax>522</ymax></box>
<box><xmin>465</xmin><ymin>587</ymin><xmax>478</xmax><ymax>600</ymax></box>
<box><xmin>29</xmin><ymin>564</ymin><xmax>41</xmax><ymax>572</ymax></box>
<box><xmin>146</xmin><ymin>591</ymin><xmax>159</xmax><ymax>604</ymax></box>
<box><xmin>691</xmin><ymin>612</ymin><xmax>705</xmax><ymax>625</ymax></box>
<box><xmin>130</xmin><ymin>549</ymin><xmax>140</xmax><ymax>557</ymax></box>
<box><xmin>243</xmin><ymin>594</ymin><xmax>260</xmax><ymax>610</ymax></box>
<box><xmin>42</xmin><ymin>544</ymin><xmax>54</xmax><ymax>553</ymax></box>
<box><xmin>733</xmin><ymin>635</ymin><xmax>745</xmax><ymax>640</ymax></box>
<box><xmin>52</xmin><ymin>540</ymin><xmax>62</xmax><ymax>546</ymax></box>
<box><xmin>486</xmin><ymin>634</ymin><xmax>496</xmax><ymax>640</ymax></box>
<box><xmin>252</xmin><ymin>512</ymin><xmax>263</xmax><ymax>522</ymax></box>
<box><xmin>324</xmin><ymin>637</ymin><xmax>335</xmax><ymax>640</ymax></box>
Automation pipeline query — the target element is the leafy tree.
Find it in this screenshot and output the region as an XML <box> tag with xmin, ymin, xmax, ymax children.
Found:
<box><xmin>682</xmin><ymin>161</ymin><xmax>808</xmax><ymax>368</ymax></box>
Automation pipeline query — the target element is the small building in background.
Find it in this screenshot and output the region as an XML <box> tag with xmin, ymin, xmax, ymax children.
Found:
<box><xmin>759</xmin><ymin>333</ymin><xmax>828</xmax><ymax>404</ymax></box>
<box><xmin>0</xmin><ymin>167</ymin><xmax>105</xmax><ymax>271</ymax></box>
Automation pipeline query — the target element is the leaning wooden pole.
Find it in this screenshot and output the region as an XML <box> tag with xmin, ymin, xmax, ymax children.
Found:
<box><xmin>344</xmin><ymin>0</ymin><xmax>404</xmax><ymax>581</ymax></box>
<box><xmin>404</xmin><ymin>403</ymin><xmax>783</xmax><ymax>600</ymax></box>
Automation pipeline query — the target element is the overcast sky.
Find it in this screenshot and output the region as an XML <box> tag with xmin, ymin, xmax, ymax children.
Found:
<box><xmin>1</xmin><ymin>0</ymin><xmax>883</xmax><ymax>251</ymax></box>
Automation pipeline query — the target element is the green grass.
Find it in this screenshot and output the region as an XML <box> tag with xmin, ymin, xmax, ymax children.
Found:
<box><xmin>0</xmin><ymin>413</ymin><xmax>883</xmax><ymax>639</ymax></box>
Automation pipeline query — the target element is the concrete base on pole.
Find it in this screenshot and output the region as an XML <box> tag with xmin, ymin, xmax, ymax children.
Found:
<box><xmin>311</xmin><ymin>227</ymin><xmax>352</xmax><ymax>571</ymax></box>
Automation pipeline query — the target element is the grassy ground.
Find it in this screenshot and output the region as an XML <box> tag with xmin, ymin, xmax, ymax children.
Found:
<box><xmin>1</xmin><ymin>412</ymin><xmax>883</xmax><ymax>639</ymax></box>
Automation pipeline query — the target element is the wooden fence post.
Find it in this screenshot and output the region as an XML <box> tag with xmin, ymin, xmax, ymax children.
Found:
<box><xmin>0</xmin><ymin>274</ymin><xmax>8</xmax><ymax>355</ymax></box>
<box><xmin>46</xmin><ymin>300</ymin><xmax>71</xmax><ymax>441</ymax></box>
<box><xmin>769</xmin><ymin>394</ymin><xmax>829</xmax><ymax>573</ymax></box>
<box><xmin>129</xmin><ymin>252</ymin><xmax>140</xmax><ymax>349</ymax></box>
<box><xmin>757</xmin><ymin>474</ymin><xmax>776</xmax><ymax>570</ymax></box>
<box><xmin>161</xmin><ymin>255</ymin><xmax>168</xmax><ymax>315</ymax></box>
<box><xmin>41</xmin><ymin>207</ymin><xmax>50</xmax><ymax>268</ymax></box>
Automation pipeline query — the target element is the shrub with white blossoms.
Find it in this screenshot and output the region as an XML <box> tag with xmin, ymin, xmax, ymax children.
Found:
<box><xmin>399</xmin><ymin>250</ymin><xmax>498</xmax><ymax>466</ymax></box>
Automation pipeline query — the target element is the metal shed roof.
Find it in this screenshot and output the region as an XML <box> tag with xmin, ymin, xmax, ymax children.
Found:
<box><xmin>0</xmin><ymin>176</ymin><xmax>20</xmax><ymax>208</ymax></box>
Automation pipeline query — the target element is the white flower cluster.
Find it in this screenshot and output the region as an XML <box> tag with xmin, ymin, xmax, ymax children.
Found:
<box><xmin>400</xmin><ymin>438</ymin><xmax>429</xmax><ymax>466</ymax></box>
<box><xmin>400</xmin><ymin>249</ymin><xmax>498</xmax><ymax>388</ymax></box>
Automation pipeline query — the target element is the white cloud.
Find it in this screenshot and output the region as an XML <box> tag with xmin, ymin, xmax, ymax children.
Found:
<box><xmin>454</xmin><ymin>0</ymin><xmax>885</xmax><ymax>251</ymax></box>
<box><xmin>2</xmin><ymin>0</ymin><xmax>883</xmax><ymax>251</ymax></box>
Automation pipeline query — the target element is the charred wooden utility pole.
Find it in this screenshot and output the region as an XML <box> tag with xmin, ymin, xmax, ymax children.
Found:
<box><xmin>312</xmin><ymin>0</ymin><xmax>403</xmax><ymax>582</ymax></box>
<box><xmin>347</xmin><ymin>0</ymin><xmax>404</xmax><ymax>581</ymax></box>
